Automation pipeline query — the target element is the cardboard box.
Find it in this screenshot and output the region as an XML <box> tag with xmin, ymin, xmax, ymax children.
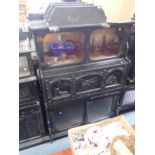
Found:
<box><xmin>68</xmin><ymin>116</ymin><xmax>135</xmax><ymax>155</ymax></box>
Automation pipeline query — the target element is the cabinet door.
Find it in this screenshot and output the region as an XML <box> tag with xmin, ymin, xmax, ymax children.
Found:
<box><xmin>19</xmin><ymin>106</ymin><xmax>44</xmax><ymax>142</ymax></box>
<box><xmin>45</xmin><ymin>78</ymin><xmax>73</xmax><ymax>101</ymax></box>
<box><xmin>48</xmin><ymin>100</ymin><xmax>84</xmax><ymax>132</ymax></box>
<box><xmin>86</xmin><ymin>94</ymin><xmax>118</xmax><ymax>123</ymax></box>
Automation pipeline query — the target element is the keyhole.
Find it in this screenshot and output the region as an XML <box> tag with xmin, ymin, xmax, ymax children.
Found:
<box><xmin>24</xmin><ymin>67</ymin><xmax>27</xmax><ymax>71</ymax></box>
<box><xmin>118</xmin><ymin>28</ymin><xmax>122</xmax><ymax>31</ymax></box>
<box><xmin>59</xmin><ymin>112</ymin><xmax>62</xmax><ymax>115</ymax></box>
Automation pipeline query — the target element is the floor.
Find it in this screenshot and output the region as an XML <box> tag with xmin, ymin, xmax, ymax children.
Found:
<box><xmin>19</xmin><ymin>111</ymin><xmax>135</xmax><ymax>155</ymax></box>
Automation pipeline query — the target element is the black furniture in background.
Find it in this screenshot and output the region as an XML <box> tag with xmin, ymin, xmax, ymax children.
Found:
<box><xmin>19</xmin><ymin>32</ymin><xmax>47</xmax><ymax>149</ymax></box>
<box><xmin>117</xmin><ymin>20</ymin><xmax>135</xmax><ymax>114</ymax></box>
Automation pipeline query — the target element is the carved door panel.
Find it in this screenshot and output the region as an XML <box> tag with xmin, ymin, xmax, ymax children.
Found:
<box><xmin>104</xmin><ymin>68</ymin><xmax>125</xmax><ymax>89</ymax></box>
<box><xmin>76</xmin><ymin>73</ymin><xmax>103</xmax><ymax>94</ymax></box>
<box><xmin>47</xmin><ymin>78</ymin><xmax>73</xmax><ymax>100</ymax></box>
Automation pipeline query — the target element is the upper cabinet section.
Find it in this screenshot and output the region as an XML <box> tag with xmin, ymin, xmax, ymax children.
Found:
<box><xmin>28</xmin><ymin>2</ymin><xmax>133</xmax><ymax>70</ymax></box>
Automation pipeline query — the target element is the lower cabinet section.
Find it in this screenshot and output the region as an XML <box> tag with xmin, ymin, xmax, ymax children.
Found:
<box><xmin>19</xmin><ymin>104</ymin><xmax>45</xmax><ymax>143</ymax></box>
<box><xmin>46</xmin><ymin>91</ymin><xmax>120</xmax><ymax>140</ymax></box>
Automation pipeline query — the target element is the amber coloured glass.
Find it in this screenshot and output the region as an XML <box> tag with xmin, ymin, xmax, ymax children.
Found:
<box><xmin>41</xmin><ymin>32</ymin><xmax>84</xmax><ymax>66</ymax></box>
<box><xmin>89</xmin><ymin>28</ymin><xmax>125</xmax><ymax>60</ymax></box>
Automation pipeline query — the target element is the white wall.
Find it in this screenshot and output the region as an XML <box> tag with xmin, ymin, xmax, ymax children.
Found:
<box><xmin>83</xmin><ymin>0</ymin><xmax>135</xmax><ymax>23</ymax></box>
